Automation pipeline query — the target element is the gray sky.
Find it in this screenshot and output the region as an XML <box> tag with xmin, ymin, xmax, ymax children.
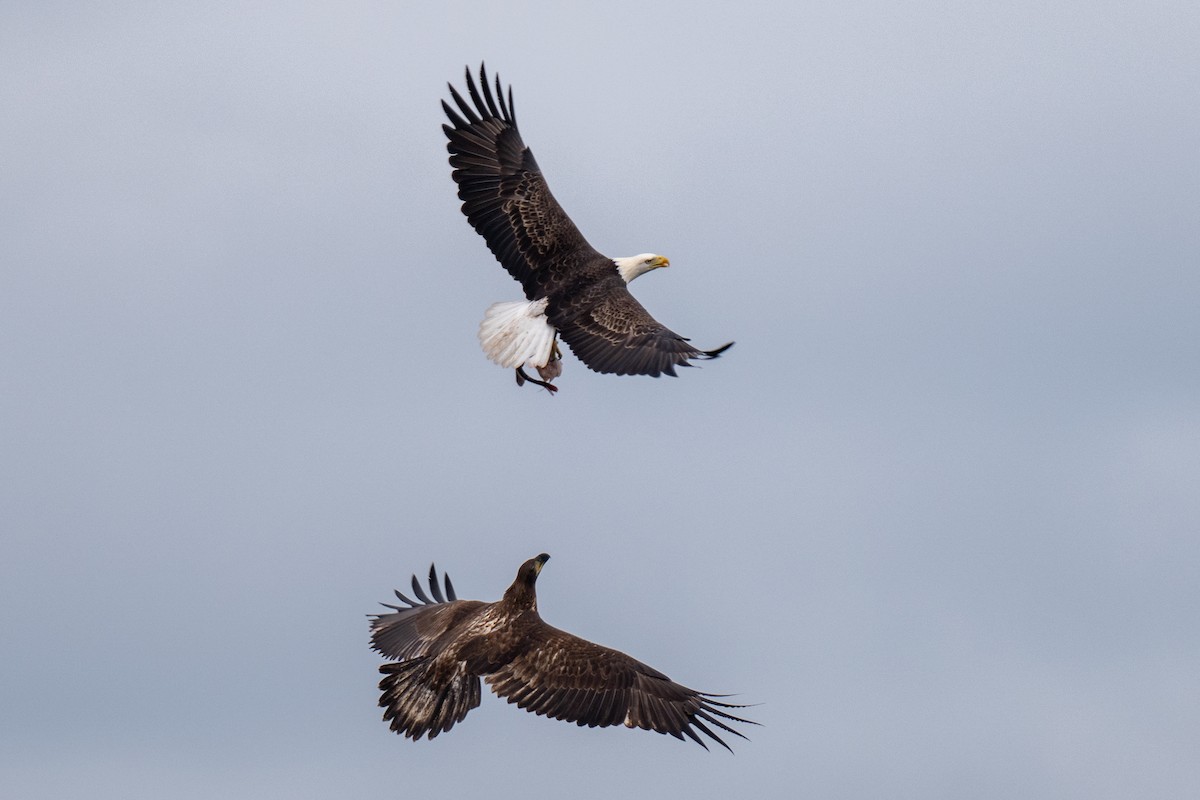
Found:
<box><xmin>3</xmin><ymin>2</ymin><xmax>1198</xmax><ymax>798</ymax></box>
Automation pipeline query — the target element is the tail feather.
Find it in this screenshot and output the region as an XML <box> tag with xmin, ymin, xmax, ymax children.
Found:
<box><xmin>378</xmin><ymin>657</ymin><xmax>482</xmax><ymax>740</ymax></box>
<box><xmin>478</xmin><ymin>299</ymin><xmax>556</xmax><ymax>369</ymax></box>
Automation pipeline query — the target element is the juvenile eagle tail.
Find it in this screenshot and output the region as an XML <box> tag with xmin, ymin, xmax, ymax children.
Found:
<box><xmin>478</xmin><ymin>298</ymin><xmax>556</xmax><ymax>369</ymax></box>
<box><xmin>378</xmin><ymin>657</ymin><xmax>482</xmax><ymax>740</ymax></box>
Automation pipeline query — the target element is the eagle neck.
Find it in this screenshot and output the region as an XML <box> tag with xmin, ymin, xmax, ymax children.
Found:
<box><xmin>501</xmin><ymin>583</ymin><xmax>538</xmax><ymax>612</ymax></box>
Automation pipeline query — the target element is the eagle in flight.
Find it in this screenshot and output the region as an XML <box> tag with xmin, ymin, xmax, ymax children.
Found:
<box><xmin>442</xmin><ymin>65</ymin><xmax>733</xmax><ymax>393</ymax></box>
<box><xmin>370</xmin><ymin>554</ymin><xmax>754</xmax><ymax>750</ymax></box>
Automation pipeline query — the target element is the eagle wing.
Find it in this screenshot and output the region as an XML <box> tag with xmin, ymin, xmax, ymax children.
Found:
<box><xmin>442</xmin><ymin>65</ymin><xmax>598</xmax><ymax>300</ymax></box>
<box><xmin>485</xmin><ymin>622</ymin><xmax>753</xmax><ymax>750</ymax></box>
<box><xmin>552</xmin><ymin>273</ymin><xmax>735</xmax><ymax>377</ymax></box>
<box><xmin>370</xmin><ymin>565</ymin><xmax>486</xmax><ymax>661</ymax></box>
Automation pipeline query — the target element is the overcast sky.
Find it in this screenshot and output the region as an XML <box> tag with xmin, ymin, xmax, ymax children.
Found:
<box><xmin>3</xmin><ymin>2</ymin><xmax>1198</xmax><ymax>798</ymax></box>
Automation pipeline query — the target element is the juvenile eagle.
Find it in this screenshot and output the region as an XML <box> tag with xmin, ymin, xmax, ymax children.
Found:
<box><xmin>370</xmin><ymin>554</ymin><xmax>754</xmax><ymax>750</ymax></box>
<box><xmin>443</xmin><ymin>65</ymin><xmax>733</xmax><ymax>393</ymax></box>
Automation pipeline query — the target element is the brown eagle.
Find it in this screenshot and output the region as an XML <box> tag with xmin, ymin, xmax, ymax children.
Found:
<box><xmin>443</xmin><ymin>65</ymin><xmax>733</xmax><ymax>393</ymax></box>
<box><xmin>370</xmin><ymin>554</ymin><xmax>753</xmax><ymax>750</ymax></box>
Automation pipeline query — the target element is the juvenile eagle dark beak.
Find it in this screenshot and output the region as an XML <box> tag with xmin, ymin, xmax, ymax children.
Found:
<box><xmin>534</xmin><ymin>553</ymin><xmax>550</xmax><ymax>573</ymax></box>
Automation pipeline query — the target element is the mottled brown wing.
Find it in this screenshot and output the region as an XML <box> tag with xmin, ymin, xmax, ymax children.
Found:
<box><xmin>370</xmin><ymin>564</ymin><xmax>486</xmax><ymax>661</ymax></box>
<box><xmin>553</xmin><ymin>273</ymin><xmax>735</xmax><ymax>377</ymax></box>
<box><xmin>442</xmin><ymin>65</ymin><xmax>600</xmax><ymax>300</ymax></box>
<box><xmin>485</xmin><ymin>623</ymin><xmax>753</xmax><ymax>750</ymax></box>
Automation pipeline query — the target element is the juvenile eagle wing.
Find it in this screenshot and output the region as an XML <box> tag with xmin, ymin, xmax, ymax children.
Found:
<box><xmin>370</xmin><ymin>564</ymin><xmax>485</xmax><ymax>661</ymax></box>
<box><xmin>485</xmin><ymin>623</ymin><xmax>753</xmax><ymax>750</ymax></box>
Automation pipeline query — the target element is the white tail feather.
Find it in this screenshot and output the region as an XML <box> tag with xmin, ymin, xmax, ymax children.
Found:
<box><xmin>478</xmin><ymin>299</ymin><xmax>556</xmax><ymax>369</ymax></box>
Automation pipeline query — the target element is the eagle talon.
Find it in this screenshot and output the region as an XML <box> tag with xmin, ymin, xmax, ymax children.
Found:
<box><xmin>515</xmin><ymin>367</ymin><xmax>558</xmax><ymax>395</ymax></box>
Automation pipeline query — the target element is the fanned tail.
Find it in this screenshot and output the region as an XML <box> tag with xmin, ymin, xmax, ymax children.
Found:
<box><xmin>378</xmin><ymin>657</ymin><xmax>482</xmax><ymax>741</ymax></box>
<box><xmin>478</xmin><ymin>298</ymin><xmax>556</xmax><ymax>369</ymax></box>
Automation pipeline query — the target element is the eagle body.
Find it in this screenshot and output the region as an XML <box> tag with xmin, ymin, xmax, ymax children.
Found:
<box><xmin>443</xmin><ymin>65</ymin><xmax>733</xmax><ymax>392</ymax></box>
<box><xmin>371</xmin><ymin>554</ymin><xmax>753</xmax><ymax>749</ymax></box>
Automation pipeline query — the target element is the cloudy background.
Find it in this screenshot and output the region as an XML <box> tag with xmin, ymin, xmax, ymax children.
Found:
<box><xmin>3</xmin><ymin>2</ymin><xmax>1198</xmax><ymax>798</ymax></box>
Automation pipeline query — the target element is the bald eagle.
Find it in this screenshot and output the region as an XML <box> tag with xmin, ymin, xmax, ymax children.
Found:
<box><xmin>443</xmin><ymin>65</ymin><xmax>733</xmax><ymax>393</ymax></box>
<box><xmin>371</xmin><ymin>554</ymin><xmax>754</xmax><ymax>750</ymax></box>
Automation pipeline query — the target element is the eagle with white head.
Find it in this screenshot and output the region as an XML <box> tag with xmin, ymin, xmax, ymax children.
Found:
<box><xmin>443</xmin><ymin>65</ymin><xmax>733</xmax><ymax>393</ymax></box>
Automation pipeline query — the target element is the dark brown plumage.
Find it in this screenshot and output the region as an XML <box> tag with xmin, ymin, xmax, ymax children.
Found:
<box><xmin>370</xmin><ymin>554</ymin><xmax>754</xmax><ymax>750</ymax></box>
<box><xmin>443</xmin><ymin>65</ymin><xmax>733</xmax><ymax>385</ymax></box>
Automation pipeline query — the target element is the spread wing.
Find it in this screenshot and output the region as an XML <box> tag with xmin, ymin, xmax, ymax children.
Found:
<box><xmin>485</xmin><ymin>622</ymin><xmax>754</xmax><ymax>750</ymax></box>
<box><xmin>370</xmin><ymin>564</ymin><xmax>485</xmax><ymax>661</ymax></box>
<box><xmin>442</xmin><ymin>64</ymin><xmax>599</xmax><ymax>300</ymax></box>
<box><xmin>553</xmin><ymin>274</ymin><xmax>735</xmax><ymax>376</ymax></box>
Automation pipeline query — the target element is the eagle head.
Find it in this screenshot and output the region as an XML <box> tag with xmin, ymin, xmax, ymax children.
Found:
<box><xmin>614</xmin><ymin>254</ymin><xmax>669</xmax><ymax>284</ymax></box>
<box><xmin>504</xmin><ymin>553</ymin><xmax>550</xmax><ymax>609</ymax></box>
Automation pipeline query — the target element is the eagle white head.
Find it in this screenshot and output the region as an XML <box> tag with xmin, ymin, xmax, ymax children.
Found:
<box><xmin>613</xmin><ymin>253</ymin><xmax>670</xmax><ymax>284</ymax></box>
